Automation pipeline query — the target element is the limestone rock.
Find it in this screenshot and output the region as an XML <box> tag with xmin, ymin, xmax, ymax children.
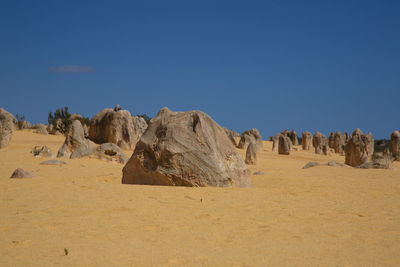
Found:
<box><xmin>0</xmin><ymin>108</ymin><xmax>16</xmax><ymax>148</ymax></box>
<box><xmin>89</xmin><ymin>107</ymin><xmax>148</xmax><ymax>149</ymax></box>
<box><xmin>92</xmin><ymin>143</ymin><xmax>128</xmax><ymax>164</ymax></box>
<box><xmin>271</xmin><ymin>135</ymin><xmax>279</xmax><ymax>152</ymax></box>
<box><xmin>245</xmin><ymin>142</ymin><xmax>257</xmax><ymax>165</ymax></box>
<box><xmin>40</xmin><ymin>160</ymin><xmax>68</xmax><ymax>165</ymax></box>
<box><xmin>33</xmin><ymin>124</ymin><xmax>48</xmax><ymax>135</ymax></box>
<box><xmin>344</xmin><ymin>128</ymin><xmax>374</xmax><ymax>167</ymax></box>
<box><xmin>10</xmin><ymin>168</ymin><xmax>36</xmax><ymax>178</ymax></box>
<box><xmin>57</xmin><ymin>120</ymin><xmax>97</xmax><ymax>159</ymax></box>
<box><xmin>313</xmin><ymin>132</ymin><xmax>327</xmax><ymax>155</ymax></box>
<box><xmin>302</xmin><ymin>131</ymin><xmax>313</xmax><ymax>150</ymax></box>
<box><xmin>278</xmin><ymin>134</ymin><xmax>291</xmax><ymax>155</ymax></box>
<box><xmin>390</xmin><ymin>130</ymin><xmax>400</xmax><ymax>160</ymax></box>
<box><xmin>224</xmin><ymin>128</ymin><xmax>238</xmax><ymax>146</ymax></box>
<box><xmin>31</xmin><ymin>146</ymin><xmax>53</xmax><ymax>157</ymax></box>
<box><xmin>122</xmin><ymin>107</ymin><xmax>250</xmax><ymax>187</ymax></box>
<box><xmin>237</xmin><ymin>128</ymin><xmax>263</xmax><ymax>151</ymax></box>
<box><xmin>289</xmin><ymin>130</ymin><xmax>299</xmax><ymax>146</ymax></box>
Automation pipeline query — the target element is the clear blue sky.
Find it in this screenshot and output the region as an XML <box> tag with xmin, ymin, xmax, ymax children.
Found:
<box><xmin>1</xmin><ymin>0</ymin><xmax>399</xmax><ymax>139</ymax></box>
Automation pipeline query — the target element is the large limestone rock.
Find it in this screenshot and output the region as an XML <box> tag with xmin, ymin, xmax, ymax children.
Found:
<box><xmin>245</xmin><ymin>142</ymin><xmax>257</xmax><ymax>165</ymax></box>
<box><xmin>57</xmin><ymin>120</ymin><xmax>97</xmax><ymax>159</ymax></box>
<box><xmin>313</xmin><ymin>132</ymin><xmax>327</xmax><ymax>155</ymax></box>
<box><xmin>18</xmin><ymin>120</ymin><xmax>32</xmax><ymax>130</ymax></box>
<box><xmin>302</xmin><ymin>131</ymin><xmax>312</xmax><ymax>150</ymax></box>
<box><xmin>344</xmin><ymin>128</ymin><xmax>374</xmax><ymax>167</ymax></box>
<box><xmin>237</xmin><ymin>128</ymin><xmax>263</xmax><ymax>151</ymax></box>
<box><xmin>278</xmin><ymin>134</ymin><xmax>291</xmax><ymax>155</ymax></box>
<box><xmin>288</xmin><ymin>130</ymin><xmax>299</xmax><ymax>146</ymax></box>
<box><xmin>0</xmin><ymin>108</ymin><xmax>16</xmax><ymax>148</ymax></box>
<box><xmin>390</xmin><ymin>131</ymin><xmax>400</xmax><ymax>160</ymax></box>
<box><xmin>122</xmin><ymin>108</ymin><xmax>250</xmax><ymax>187</ymax></box>
<box><xmin>89</xmin><ymin>107</ymin><xmax>148</xmax><ymax>149</ymax></box>
<box><xmin>328</xmin><ymin>133</ymin><xmax>335</xmax><ymax>148</ymax></box>
<box><xmin>332</xmin><ymin>131</ymin><xmax>345</xmax><ymax>153</ymax></box>
<box><xmin>271</xmin><ymin>135</ymin><xmax>279</xmax><ymax>152</ymax></box>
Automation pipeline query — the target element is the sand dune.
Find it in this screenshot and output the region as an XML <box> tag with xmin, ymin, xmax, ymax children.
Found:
<box><xmin>1</xmin><ymin>130</ymin><xmax>399</xmax><ymax>266</ymax></box>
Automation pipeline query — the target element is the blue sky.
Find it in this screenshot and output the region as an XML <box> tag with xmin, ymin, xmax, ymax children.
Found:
<box><xmin>1</xmin><ymin>0</ymin><xmax>399</xmax><ymax>139</ymax></box>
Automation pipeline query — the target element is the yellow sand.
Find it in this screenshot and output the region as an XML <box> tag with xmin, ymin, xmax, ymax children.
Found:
<box><xmin>0</xmin><ymin>130</ymin><xmax>399</xmax><ymax>266</ymax></box>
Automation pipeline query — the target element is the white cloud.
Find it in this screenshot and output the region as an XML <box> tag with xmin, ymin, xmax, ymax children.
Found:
<box><xmin>49</xmin><ymin>65</ymin><xmax>95</xmax><ymax>73</ymax></box>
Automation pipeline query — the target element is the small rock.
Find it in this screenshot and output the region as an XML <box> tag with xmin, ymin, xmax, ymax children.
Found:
<box><xmin>302</xmin><ymin>162</ymin><xmax>320</xmax><ymax>169</ymax></box>
<box><xmin>10</xmin><ymin>168</ymin><xmax>36</xmax><ymax>178</ymax></box>
<box><xmin>253</xmin><ymin>171</ymin><xmax>265</xmax><ymax>175</ymax></box>
<box><xmin>40</xmin><ymin>160</ymin><xmax>68</xmax><ymax>165</ymax></box>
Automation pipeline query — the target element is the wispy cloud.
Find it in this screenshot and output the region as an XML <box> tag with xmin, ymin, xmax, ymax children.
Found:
<box><xmin>49</xmin><ymin>65</ymin><xmax>95</xmax><ymax>73</ymax></box>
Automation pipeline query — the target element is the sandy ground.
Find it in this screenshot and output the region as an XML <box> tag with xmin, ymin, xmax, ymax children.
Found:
<box><xmin>1</xmin><ymin>130</ymin><xmax>399</xmax><ymax>266</ymax></box>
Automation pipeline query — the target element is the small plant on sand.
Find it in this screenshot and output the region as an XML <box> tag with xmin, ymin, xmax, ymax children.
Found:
<box><xmin>64</xmin><ymin>248</ymin><xmax>69</xmax><ymax>256</ymax></box>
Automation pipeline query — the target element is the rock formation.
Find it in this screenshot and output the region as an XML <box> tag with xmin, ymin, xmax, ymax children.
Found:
<box><xmin>278</xmin><ymin>134</ymin><xmax>291</xmax><ymax>155</ymax></box>
<box><xmin>344</xmin><ymin>128</ymin><xmax>374</xmax><ymax>167</ymax></box>
<box><xmin>237</xmin><ymin>128</ymin><xmax>263</xmax><ymax>151</ymax></box>
<box><xmin>245</xmin><ymin>142</ymin><xmax>257</xmax><ymax>165</ymax></box>
<box><xmin>89</xmin><ymin>106</ymin><xmax>148</xmax><ymax>150</ymax></box>
<box><xmin>302</xmin><ymin>131</ymin><xmax>313</xmax><ymax>150</ymax></box>
<box><xmin>390</xmin><ymin>130</ymin><xmax>400</xmax><ymax>160</ymax></box>
<box><xmin>10</xmin><ymin>168</ymin><xmax>36</xmax><ymax>178</ymax></box>
<box><xmin>224</xmin><ymin>128</ymin><xmax>239</xmax><ymax>146</ymax></box>
<box><xmin>33</xmin><ymin>124</ymin><xmax>48</xmax><ymax>135</ymax></box>
<box><xmin>313</xmin><ymin>132</ymin><xmax>327</xmax><ymax>155</ymax></box>
<box><xmin>332</xmin><ymin>131</ymin><xmax>345</xmax><ymax>153</ymax></box>
<box><xmin>0</xmin><ymin>108</ymin><xmax>16</xmax><ymax>149</ymax></box>
<box><xmin>92</xmin><ymin>143</ymin><xmax>129</xmax><ymax>164</ymax></box>
<box><xmin>289</xmin><ymin>130</ymin><xmax>299</xmax><ymax>146</ymax></box>
<box><xmin>57</xmin><ymin>120</ymin><xmax>97</xmax><ymax>159</ymax></box>
<box><xmin>31</xmin><ymin>146</ymin><xmax>53</xmax><ymax>157</ymax></box>
<box><xmin>122</xmin><ymin>107</ymin><xmax>250</xmax><ymax>187</ymax></box>
<box><xmin>271</xmin><ymin>135</ymin><xmax>279</xmax><ymax>152</ymax></box>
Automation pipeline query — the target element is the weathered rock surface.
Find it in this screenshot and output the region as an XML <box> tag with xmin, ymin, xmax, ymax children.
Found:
<box><xmin>313</xmin><ymin>132</ymin><xmax>327</xmax><ymax>155</ymax></box>
<box><xmin>89</xmin><ymin>107</ymin><xmax>148</xmax><ymax>149</ymax></box>
<box><xmin>278</xmin><ymin>134</ymin><xmax>291</xmax><ymax>155</ymax></box>
<box><xmin>224</xmin><ymin>128</ymin><xmax>238</xmax><ymax>146</ymax></box>
<box><xmin>31</xmin><ymin>146</ymin><xmax>53</xmax><ymax>157</ymax></box>
<box><xmin>302</xmin><ymin>131</ymin><xmax>313</xmax><ymax>150</ymax></box>
<box><xmin>237</xmin><ymin>128</ymin><xmax>263</xmax><ymax>151</ymax></box>
<box><xmin>57</xmin><ymin>120</ymin><xmax>97</xmax><ymax>159</ymax></box>
<box><xmin>122</xmin><ymin>108</ymin><xmax>250</xmax><ymax>187</ymax></box>
<box><xmin>92</xmin><ymin>143</ymin><xmax>128</xmax><ymax>164</ymax></box>
<box><xmin>33</xmin><ymin>124</ymin><xmax>48</xmax><ymax>135</ymax></box>
<box><xmin>10</xmin><ymin>168</ymin><xmax>36</xmax><ymax>178</ymax></box>
<box><xmin>0</xmin><ymin>108</ymin><xmax>16</xmax><ymax>148</ymax></box>
<box><xmin>344</xmin><ymin>128</ymin><xmax>374</xmax><ymax>167</ymax></box>
<box><xmin>390</xmin><ymin>130</ymin><xmax>400</xmax><ymax>160</ymax></box>
<box><xmin>245</xmin><ymin>142</ymin><xmax>257</xmax><ymax>165</ymax></box>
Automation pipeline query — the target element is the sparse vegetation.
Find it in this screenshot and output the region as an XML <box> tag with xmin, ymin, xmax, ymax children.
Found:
<box><xmin>15</xmin><ymin>114</ymin><xmax>27</xmax><ymax>129</ymax></box>
<box><xmin>48</xmin><ymin>107</ymin><xmax>72</xmax><ymax>134</ymax></box>
<box><xmin>64</xmin><ymin>248</ymin><xmax>69</xmax><ymax>256</ymax></box>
